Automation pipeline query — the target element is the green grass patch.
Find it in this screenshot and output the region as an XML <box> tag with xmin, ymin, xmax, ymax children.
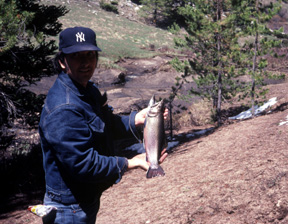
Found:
<box><xmin>42</xmin><ymin>1</ymin><xmax>175</xmax><ymax>62</ymax></box>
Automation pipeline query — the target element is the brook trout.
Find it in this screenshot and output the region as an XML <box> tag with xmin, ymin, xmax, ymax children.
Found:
<box><xmin>143</xmin><ymin>95</ymin><xmax>167</xmax><ymax>178</ymax></box>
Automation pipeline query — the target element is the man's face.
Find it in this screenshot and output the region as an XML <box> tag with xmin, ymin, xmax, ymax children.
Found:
<box><xmin>62</xmin><ymin>51</ymin><xmax>97</xmax><ymax>87</ymax></box>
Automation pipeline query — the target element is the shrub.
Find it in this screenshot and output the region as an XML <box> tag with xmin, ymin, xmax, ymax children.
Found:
<box><xmin>100</xmin><ymin>0</ymin><xmax>118</xmax><ymax>14</ymax></box>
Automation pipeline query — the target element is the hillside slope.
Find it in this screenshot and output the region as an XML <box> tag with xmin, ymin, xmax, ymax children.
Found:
<box><xmin>2</xmin><ymin>81</ymin><xmax>287</xmax><ymax>224</ymax></box>
<box><xmin>96</xmin><ymin>98</ymin><xmax>288</xmax><ymax>224</ymax></box>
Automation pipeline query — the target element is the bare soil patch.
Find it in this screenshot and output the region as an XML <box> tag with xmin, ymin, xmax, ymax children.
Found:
<box><xmin>1</xmin><ymin>80</ymin><xmax>288</xmax><ymax>224</ymax></box>
<box><xmin>96</xmin><ymin>102</ymin><xmax>288</xmax><ymax>224</ymax></box>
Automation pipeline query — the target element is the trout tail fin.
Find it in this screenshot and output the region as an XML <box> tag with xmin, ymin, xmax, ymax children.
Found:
<box><xmin>146</xmin><ymin>166</ymin><xmax>165</xmax><ymax>179</ymax></box>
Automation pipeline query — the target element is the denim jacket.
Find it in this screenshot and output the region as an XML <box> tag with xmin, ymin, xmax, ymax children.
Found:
<box><xmin>39</xmin><ymin>72</ymin><xmax>141</xmax><ymax>204</ymax></box>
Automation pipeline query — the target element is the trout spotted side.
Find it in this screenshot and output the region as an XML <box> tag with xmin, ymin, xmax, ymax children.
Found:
<box><xmin>143</xmin><ymin>95</ymin><xmax>167</xmax><ymax>178</ymax></box>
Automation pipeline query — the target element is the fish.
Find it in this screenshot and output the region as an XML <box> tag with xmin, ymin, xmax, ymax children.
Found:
<box><xmin>143</xmin><ymin>95</ymin><xmax>167</xmax><ymax>178</ymax></box>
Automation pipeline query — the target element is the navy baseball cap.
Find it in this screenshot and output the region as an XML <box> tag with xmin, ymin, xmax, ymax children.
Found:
<box><xmin>59</xmin><ymin>26</ymin><xmax>102</xmax><ymax>54</ymax></box>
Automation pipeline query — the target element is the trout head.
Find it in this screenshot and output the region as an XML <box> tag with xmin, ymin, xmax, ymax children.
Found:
<box><xmin>147</xmin><ymin>95</ymin><xmax>164</xmax><ymax>117</ymax></box>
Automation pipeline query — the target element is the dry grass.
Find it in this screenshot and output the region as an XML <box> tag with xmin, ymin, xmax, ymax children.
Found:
<box><xmin>174</xmin><ymin>99</ymin><xmax>213</xmax><ymax>129</ymax></box>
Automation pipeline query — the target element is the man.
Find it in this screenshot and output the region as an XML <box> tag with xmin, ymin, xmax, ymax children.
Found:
<box><xmin>39</xmin><ymin>26</ymin><xmax>167</xmax><ymax>223</ymax></box>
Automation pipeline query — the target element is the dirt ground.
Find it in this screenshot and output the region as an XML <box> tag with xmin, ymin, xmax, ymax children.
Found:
<box><xmin>96</xmin><ymin>82</ymin><xmax>288</xmax><ymax>224</ymax></box>
<box><xmin>1</xmin><ymin>79</ymin><xmax>288</xmax><ymax>224</ymax></box>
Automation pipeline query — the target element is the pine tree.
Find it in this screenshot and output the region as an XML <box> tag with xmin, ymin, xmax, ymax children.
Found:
<box><xmin>170</xmin><ymin>0</ymin><xmax>284</xmax><ymax>124</ymax></box>
<box><xmin>230</xmin><ymin>0</ymin><xmax>283</xmax><ymax>116</ymax></box>
<box><xmin>140</xmin><ymin>0</ymin><xmax>173</xmax><ymax>25</ymax></box>
<box><xmin>171</xmin><ymin>0</ymin><xmax>243</xmax><ymax>125</ymax></box>
<box><xmin>0</xmin><ymin>0</ymin><xmax>31</xmax><ymax>54</ymax></box>
<box><xmin>0</xmin><ymin>0</ymin><xmax>68</xmax><ymax>126</ymax></box>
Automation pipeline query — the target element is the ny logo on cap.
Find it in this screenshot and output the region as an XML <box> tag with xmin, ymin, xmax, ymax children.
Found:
<box><xmin>76</xmin><ymin>32</ymin><xmax>85</xmax><ymax>42</ymax></box>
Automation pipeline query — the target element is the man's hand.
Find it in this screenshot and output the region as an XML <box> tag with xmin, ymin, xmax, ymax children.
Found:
<box><xmin>159</xmin><ymin>148</ymin><xmax>168</xmax><ymax>163</ymax></box>
<box><xmin>135</xmin><ymin>107</ymin><xmax>169</xmax><ymax>127</ymax></box>
<box><xmin>134</xmin><ymin>108</ymin><xmax>148</xmax><ymax>127</ymax></box>
<box><xmin>127</xmin><ymin>149</ymin><xmax>168</xmax><ymax>171</ymax></box>
<box><xmin>127</xmin><ymin>153</ymin><xmax>149</xmax><ymax>171</ymax></box>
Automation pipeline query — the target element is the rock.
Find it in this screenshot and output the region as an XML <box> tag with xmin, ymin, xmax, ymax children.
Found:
<box><xmin>112</xmin><ymin>72</ymin><xmax>127</xmax><ymax>85</ymax></box>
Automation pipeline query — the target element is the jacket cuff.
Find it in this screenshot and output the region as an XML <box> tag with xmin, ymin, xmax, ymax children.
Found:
<box><xmin>115</xmin><ymin>157</ymin><xmax>128</xmax><ymax>184</ymax></box>
<box><xmin>129</xmin><ymin>111</ymin><xmax>142</xmax><ymax>143</ymax></box>
<box><xmin>129</xmin><ymin>111</ymin><xmax>137</xmax><ymax>133</ymax></box>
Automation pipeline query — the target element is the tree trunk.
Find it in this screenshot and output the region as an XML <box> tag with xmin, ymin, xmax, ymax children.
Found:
<box><xmin>153</xmin><ymin>1</ymin><xmax>158</xmax><ymax>24</ymax></box>
<box><xmin>216</xmin><ymin>0</ymin><xmax>222</xmax><ymax>125</ymax></box>
<box><xmin>251</xmin><ymin>0</ymin><xmax>259</xmax><ymax>117</ymax></box>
